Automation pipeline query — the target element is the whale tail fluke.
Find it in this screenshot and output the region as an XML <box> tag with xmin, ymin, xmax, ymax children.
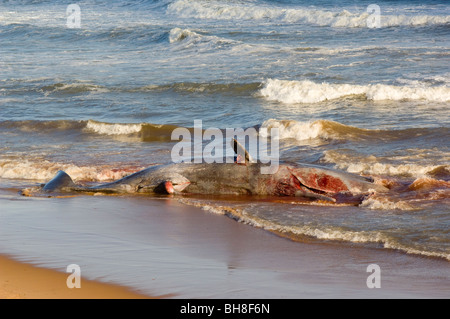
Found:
<box><xmin>42</xmin><ymin>170</ymin><xmax>76</xmax><ymax>192</ymax></box>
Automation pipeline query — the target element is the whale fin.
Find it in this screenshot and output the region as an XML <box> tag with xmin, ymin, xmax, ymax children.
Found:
<box><xmin>42</xmin><ymin>170</ymin><xmax>76</xmax><ymax>192</ymax></box>
<box><xmin>230</xmin><ymin>138</ymin><xmax>253</xmax><ymax>164</ymax></box>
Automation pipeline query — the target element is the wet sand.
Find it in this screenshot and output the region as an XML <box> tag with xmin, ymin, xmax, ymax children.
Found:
<box><xmin>0</xmin><ymin>186</ymin><xmax>449</xmax><ymax>299</ymax></box>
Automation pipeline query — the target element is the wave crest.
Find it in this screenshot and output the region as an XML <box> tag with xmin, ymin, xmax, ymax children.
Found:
<box><xmin>168</xmin><ymin>27</ymin><xmax>236</xmax><ymax>50</ymax></box>
<box><xmin>323</xmin><ymin>150</ymin><xmax>450</xmax><ymax>178</ymax></box>
<box><xmin>85</xmin><ymin>120</ymin><xmax>182</xmax><ymax>142</ymax></box>
<box><xmin>0</xmin><ymin>119</ymin><xmax>185</xmax><ymax>143</ymax></box>
<box><xmin>0</xmin><ymin>159</ymin><xmax>143</xmax><ymax>182</ymax></box>
<box><xmin>259</xmin><ymin>79</ymin><xmax>450</xmax><ymax>104</ymax></box>
<box><xmin>85</xmin><ymin>120</ymin><xmax>143</xmax><ymax>135</ymax></box>
<box><xmin>39</xmin><ymin>82</ymin><xmax>109</xmax><ymax>95</ymax></box>
<box><xmin>179</xmin><ymin>198</ymin><xmax>450</xmax><ymax>261</ymax></box>
<box><xmin>168</xmin><ymin>0</ymin><xmax>450</xmax><ymax>28</ymax></box>
<box><xmin>260</xmin><ymin>118</ymin><xmax>380</xmax><ymax>142</ymax></box>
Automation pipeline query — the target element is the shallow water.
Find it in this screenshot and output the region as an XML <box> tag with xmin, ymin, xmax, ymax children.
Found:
<box><xmin>1</xmin><ymin>189</ymin><xmax>449</xmax><ymax>298</ymax></box>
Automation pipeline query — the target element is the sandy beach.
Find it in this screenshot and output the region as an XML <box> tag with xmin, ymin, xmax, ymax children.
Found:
<box><xmin>0</xmin><ymin>254</ymin><xmax>154</xmax><ymax>299</ymax></box>
<box><xmin>1</xmin><ymin>186</ymin><xmax>449</xmax><ymax>299</ymax></box>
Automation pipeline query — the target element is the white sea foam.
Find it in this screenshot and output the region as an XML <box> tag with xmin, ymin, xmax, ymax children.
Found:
<box><xmin>235</xmin><ymin>208</ymin><xmax>449</xmax><ymax>260</ymax></box>
<box><xmin>259</xmin><ymin>79</ymin><xmax>450</xmax><ymax>103</ymax></box>
<box><xmin>85</xmin><ymin>120</ymin><xmax>143</xmax><ymax>135</ymax></box>
<box><xmin>177</xmin><ymin>199</ymin><xmax>229</xmax><ymax>216</ymax></box>
<box><xmin>168</xmin><ymin>0</ymin><xmax>450</xmax><ymax>28</ymax></box>
<box><xmin>344</xmin><ymin>162</ymin><xmax>447</xmax><ymax>177</ymax></box>
<box><xmin>322</xmin><ymin>150</ymin><xmax>449</xmax><ymax>178</ymax></box>
<box><xmin>0</xmin><ymin>98</ymin><xmax>22</xmax><ymax>105</ymax></box>
<box><xmin>0</xmin><ymin>159</ymin><xmax>142</xmax><ymax>182</ymax></box>
<box><xmin>359</xmin><ymin>197</ymin><xmax>414</xmax><ymax>211</ymax></box>
<box><xmin>179</xmin><ymin>201</ymin><xmax>450</xmax><ymax>261</ymax></box>
<box><xmin>259</xmin><ymin>118</ymin><xmax>375</xmax><ymax>142</ymax></box>
<box><xmin>40</xmin><ymin>83</ymin><xmax>109</xmax><ymax>97</ymax></box>
<box><xmin>260</xmin><ymin>119</ymin><xmax>329</xmax><ymax>140</ymax></box>
<box><xmin>169</xmin><ymin>27</ymin><xmax>236</xmax><ymax>49</ymax></box>
<box><xmin>169</xmin><ymin>27</ymin><xmax>201</xmax><ymax>43</ymax></box>
<box><xmin>397</xmin><ymin>73</ymin><xmax>450</xmax><ymax>87</ymax></box>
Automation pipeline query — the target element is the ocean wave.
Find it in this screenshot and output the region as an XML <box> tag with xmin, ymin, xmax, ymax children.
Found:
<box><xmin>2</xmin><ymin>78</ymin><xmax>261</xmax><ymax>97</ymax></box>
<box><xmin>0</xmin><ymin>119</ymin><xmax>184</xmax><ymax>142</ymax></box>
<box><xmin>167</xmin><ymin>0</ymin><xmax>450</xmax><ymax>28</ymax></box>
<box><xmin>168</xmin><ymin>27</ymin><xmax>237</xmax><ymax>51</ymax></box>
<box><xmin>260</xmin><ymin>119</ymin><xmax>450</xmax><ymax>146</ymax></box>
<box><xmin>359</xmin><ymin>197</ymin><xmax>415</xmax><ymax>211</ymax></box>
<box><xmin>231</xmin><ymin>207</ymin><xmax>449</xmax><ymax>261</ymax></box>
<box><xmin>260</xmin><ymin>118</ymin><xmax>371</xmax><ymax>141</ymax></box>
<box><xmin>410</xmin><ymin>174</ymin><xmax>450</xmax><ymax>187</ymax></box>
<box><xmin>169</xmin><ymin>27</ymin><xmax>200</xmax><ymax>43</ymax></box>
<box><xmin>179</xmin><ymin>198</ymin><xmax>450</xmax><ymax>261</ymax></box>
<box><xmin>83</xmin><ymin>120</ymin><xmax>185</xmax><ymax>142</ymax></box>
<box><xmin>133</xmin><ymin>81</ymin><xmax>261</xmax><ymax>95</ymax></box>
<box><xmin>323</xmin><ymin>150</ymin><xmax>450</xmax><ymax>178</ymax></box>
<box><xmin>39</xmin><ymin>82</ymin><xmax>109</xmax><ymax>96</ymax></box>
<box><xmin>0</xmin><ymin>159</ymin><xmax>143</xmax><ymax>182</ymax></box>
<box><xmin>0</xmin><ymin>119</ymin><xmax>86</xmax><ymax>132</ymax></box>
<box><xmin>259</xmin><ymin>79</ymin><xmax>450</xmax><ymax>104</ymax></box>
<box><xmin>1</xmin><ymin>80</ymin><xmax>110</xmax><ymax>95</ymax></box>
<box><xmin>397</xmin><ymin>73</ymin><xmax>450</xmax><ymax>87</ymax></box>
<box><xmin>168</xmin><ymin>27</ymin><xmax>226</xmax><ymax>44</ymax></box>
<box><xmin>85</xmin><ymin>120</ymin><xmax>143</xmax><ymax>135</ymax></box>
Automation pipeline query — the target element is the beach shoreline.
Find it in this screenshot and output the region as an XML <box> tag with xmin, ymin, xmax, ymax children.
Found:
<box><xmin>1</xmin><ymin>188</ymin><xmax>449</xmax><ymax>299</ymax></box>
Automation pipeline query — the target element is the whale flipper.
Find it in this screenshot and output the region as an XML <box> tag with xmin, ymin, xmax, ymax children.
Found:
<box><xmin>42</xmin><ymin>170</ymin><xmax>76</xmax><ymax>192</ymax></box>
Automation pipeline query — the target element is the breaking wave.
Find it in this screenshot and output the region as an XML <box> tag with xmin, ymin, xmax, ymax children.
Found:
<box><xmin>169</xmin><ymin>27</ymin><xmax>203</xmax><ymax>43</ymax></box>
<box><xmin>167</xmin><ymin>0</ymin><xmax>450</xmax><ymax>28</ymax></box>
<box><xmin>85</xmin><ymin>120</ymin><xmax>182</xmax><ymax>142</ymax></box>
<box><xmin>323</xmin><ymin>150</ymin><xmax>450</xmax><ymax>179</ymax></box>
<box><xmin>2</xmin><ymin>78</ymin><xmax>261</xmax><ymax>97</ymax></box>
<box><xmin>0</xmin><ymin>120</ymin><xmax>183</xmax><ymax>142</ymax></box>
<box><xmin>85</xmin><ymin>120</ymin><xmax>143</xmax><ymax>135</ymax></box>
<box><xmin>12</xmin><ymin>78</ymin><xmax>450</xmax><ymax>105</ymax></box>
<box><xmin>260</xmin><ymin>119</ymin><xmax>371</xmax><ymax>141</ymax></box>
<box><xmin>259</xmin><ymin>79</ymin><xmax>450</xmax><ymax>104</ymax></box>
<box><xmin>0</xmin><ymin>159</ymin><xmax>143</xmax><ymax>182</ymax></box>
<box><xmin>359</xmin><ymin>197</ymin><xmax>415</xmax><ymax>211</ymax></box>
<box><xmin>132</xmin><ymin>81</ymin><xmax>261</xmax><ymax>95</ymax></box>
<box><xmin>179</xmin><ymin>198</ymin><xmax>450</xmax><ymax>261</ymax></box>
<box><xmin>0</xmin><ymin>120</ymin><xmax>85</xmax><ymax>132</ymax></box>
<box><xmin>260</xmin><ymin>119</ymin><xmax>449</xmax><ymax>144</ymax></box>
<box><xmin>39</xmin><ymin>83</ymin><xmax>109</xmax><ymax>96</ymax></box>
<box><xmin>168</xmin><ymin>27</ymin><xmax>236</xmax><ymax>48</ymax></box>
